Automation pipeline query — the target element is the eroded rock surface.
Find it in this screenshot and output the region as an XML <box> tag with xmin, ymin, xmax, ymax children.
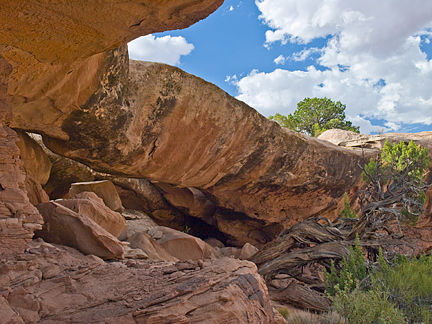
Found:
<box><xmin>151</xmin><ymin>226</ymin><xmax>220</xmax><ymax>261</ymax></box>
<box><xmin>0</xmin><ymin>242</ymin><xmax>274</xmax><ymax>323</ymax></box>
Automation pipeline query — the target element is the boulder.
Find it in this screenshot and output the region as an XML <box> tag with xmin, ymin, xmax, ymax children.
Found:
<box><xmin>150</xmin><ymin>226</ymin><xmax>220</xmax><ymax>261</ymax></box>
<box><xmin>156</xmin><ymin>182</ymin><xmax>216</xmax><ymax>219</ymax></box>
<box><xmin>15</xmin><ymin>131</ymin><xmax>52</xmax><ymax>206</ymax></box>
<box><xmin>96</xmin><ymin>175</ymin><xmax>189</xmax><ymax>230</ymax></box>
<box><xmin>218</xmin><ymin>246</ymin><xmax>241</xmax><ymax>259</ymax></box>
<box><xmin>205</xmin><ymin>237</ymin><xmax>225</xmax><ymax>248</ymax></box>
<box><xmin>24</xmin><ymin>176</ymin><xmax>50</xmax><ymax>206</ymax></box>
<box><xmin>56</xmin><ymin>191</ymin><xmax>126</xmax><ymax>237</ymax></box>
<box><xmin>240</xmin><ymin>242</ymin><xmax>259</xmax><ymax>260</ymax></box>
<box><xmin>69</xmin><ymin>180</ymin><xmax>124</xmax><ymax>212</ymax></box>
<box><xmin>127</xmin><ymin>232</ymin><xmax>178</xmax><ymax>262</ymax></box>
<box><xmin>0</xmin><ymin>243</ymin><xmax>274</xmax><ymax>323</ymax></box>
<box><xmin>118</xmin><ymin>210</ymin><xmax>158</xmax><ymax>241</ymax></box>
<box><xmin>319</xmin><ymin>129</ymin><xmax>432</xmax><ymax>155</ymax></box>
<box><xmin>36</xmin><ymin>201</ymin><xmax>124</xmax><ymax>259</ymax></box>
<box><xmin>123</xmin><ymin>246</ymin><xmax>148</xmax><ymax>259</ymax></box>
<box><xmin>0</xmin><ymin>296</ymin><xmax>25</xmax><ymax>324</ymax></box>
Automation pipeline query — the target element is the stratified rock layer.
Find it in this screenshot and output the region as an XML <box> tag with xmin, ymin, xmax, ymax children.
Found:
<box><xmin>0</xmin><ymin>54</ymin><xmax>43</xmax><ymax>256</ymax></box>
<box><xmin>0</xmin><ymin>242</ymin><xmax>274</xmax><ymax>323</ymax></box>
<box><xmin>0</xmin><ymin>124</ymin><xmax>43</xmax><ymax>257</ymax></box>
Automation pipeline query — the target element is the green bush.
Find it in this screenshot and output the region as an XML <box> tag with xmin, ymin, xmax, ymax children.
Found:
<box><xmin>375</xmin><ymin>253</ymin><xmax>432</xmax><ymax>323</ymax></box>
<box><xmin>326</xmin><ymin>248</ymin><xmax>432</xmax><ymax>323</ymax></box>
<box><xmin>324</xmin><ymin>234</ymin><xmax>366</xmax><ymax>296</ymax></box>
<box><xmin>331</xmin><ymin>277</ymin><xmax>406</xmax><ymax>324</ymax></box>
<box><xmin>361</xmin><ymin>140</ymin><xmax>429</xmax><ymax>226</ymax></box>
<box><xmin>339</xmin><ymin>193</ymin><xmax>358</xmax><ymax>219</ymax></box>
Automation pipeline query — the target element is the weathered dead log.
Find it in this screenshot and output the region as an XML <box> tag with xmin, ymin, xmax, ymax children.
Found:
<box><xmin>257</xmin><ymin>241</ymin><xmax>351</xmax><ymax>282</ymax></box>
<box><xmin>250</xmin><ymin>217</ymin><xmax>345</xmax><ymax>267</ymax></box>
<box><xmin>270</xmin><ymin>280</ymin><xmax>331</xmax><ymax>312</ymax></box>
<box><xmin>250</xmin><ymin>217</ymin><xmax>410</xmax><ymax>312</ymax></box>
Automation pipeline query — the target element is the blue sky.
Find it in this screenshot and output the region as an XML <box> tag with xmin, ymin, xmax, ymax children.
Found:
<box><xmin>128</xmin><ymin>0</ymin><xmax>432</xmax><ymax>134</ymax></box>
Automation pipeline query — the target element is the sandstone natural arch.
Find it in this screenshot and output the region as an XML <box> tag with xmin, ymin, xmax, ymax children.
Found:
<box><xmin>1</xmin><ymin>0</ymin><xmax>431</xmax><ymax>251</ymax></box>
<box><xmin>1</xmin><ymin>1</ymin><xmax>432</xmax><ymax>322</ymax></box>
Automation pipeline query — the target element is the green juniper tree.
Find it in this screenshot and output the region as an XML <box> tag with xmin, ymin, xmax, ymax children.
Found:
<box><xmin>349</xmin><ymin>139</ymin><xmax>430</xmax><ymax>239</ymax></box>
<box><xmin>269</xmin><ymin>97</ymin><xmax>360</xmax><ymax>137</ymax></box>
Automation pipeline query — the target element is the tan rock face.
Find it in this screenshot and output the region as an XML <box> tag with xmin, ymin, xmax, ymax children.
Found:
<box><xmin>1</xmin><ymin>0</ymin><xmax>223</xmax><ymax>138</ymax></box>
<box><xmin>119</xmin><ymin>210</ymin><xmax>159</xmax><ymax>241</ymax></box>
<box><xmin>0</xmin><ymin>0</ymin><xmax>223</xmax><ymax>64</ymax></box>
<box><xmin>1</xmin><ymin>243</ymin><xmax>274</xmax><ymax>323</ymax></box>
<box><xmin>0</xmin><ymin>54</ymin><xmax>44</xmax><ymax>256</ymax></box>
<box><xmin>36</xmin><ymin>201</ymin><xmax>124</xmax><ymax>259</ymax></box>
<box><xmin>15</xmin><ymin>131</ymin><xmax>52</xmax><ymax>186</ymax></box>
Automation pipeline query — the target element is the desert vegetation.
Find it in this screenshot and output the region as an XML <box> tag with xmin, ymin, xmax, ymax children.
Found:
<box><xmin>255</xmin><ymin>139</ymin><xmax>431</xmax><ymax>323</ymax></box>
<box><xmin>269</xmin><ymin>97</ymin><xmax>360</xmax><ymax>137</ymax></box>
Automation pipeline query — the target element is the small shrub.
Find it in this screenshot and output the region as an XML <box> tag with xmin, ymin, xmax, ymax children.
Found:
<box><xmin>284</xmin><ymin>309</ymin><xmax>321</xmax><ymax>324</ymax></box>
<box><xmin>360</xmin><ymin>140</ymin><xmax>430</xmax><ymax>227</ymax></box>
<box><xmin>331</xmin><ymin>282</ymin><xmax>406</xmax><ymax>324</ymax></box>
<box><xmin>324</xmin><ymin>234</ymin><xmax>366</xmax><ymax>296</ymax></box>
<box><xmin>380</xmin><ymin>254</ymin><xmax>432</xmax><ymax>323</ymax></box>
<box><xmin>339</xmin><ymin>193</ymin><xmax>358</xmax><ymax>219</ymax></box>
<box><xmin>277</xmin><ymin>307</ymin><xmax>290</xmax><ymax>319</ymax></box>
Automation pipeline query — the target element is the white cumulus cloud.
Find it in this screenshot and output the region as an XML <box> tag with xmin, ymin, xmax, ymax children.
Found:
<box><xmin>233</xmin><ymin>0</ymin><xmax>432</xmax><ymax>133</ymax></box>
<box><xmin>128</xmin><ymin>35</ymin><xmax>194</xmax><ymax>66</ymax></box>
<box><xmin>274</xmin><ymin>55</ymin><xmax>286</xmax><ymax>65</ymax></box>
<box><xmin>291</xmin><ymin>47</ymin><xmax>321</xmax><ymax>61</ymax></box>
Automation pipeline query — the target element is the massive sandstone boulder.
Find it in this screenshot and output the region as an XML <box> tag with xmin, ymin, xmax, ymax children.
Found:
<box><xmin>69</xmin><ymin>180</ymin><xmax>124</xmax><ymax>212</ymax></box>
<box><xmin>36</xmin><ymin>201</ymin><xmax>125</xmax><ymax>259</ymax></box>
<box><xmin>56</xmin><ymin>191</ymin><xmax>127</xmax><ymax>237</ymax></box>
<box><xmin>150</xmin><ymin>226</ymin><xmax>220</xmax><ymax>261</ymax></box>
<box><xmin>39</xmin><ymin>57</ymin><xmax>365</xmax><ymax>246</ymax></box>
